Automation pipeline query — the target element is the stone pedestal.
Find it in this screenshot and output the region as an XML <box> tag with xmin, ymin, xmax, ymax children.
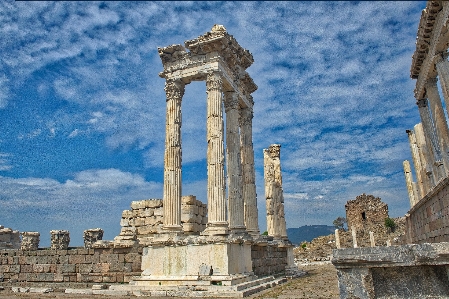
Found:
<box><xmin>83</xmin><ymin>228</ymin><xmax>104</xmax><ymax>249</ymax></box>
<box><xmin>20</xmin><ymin>232</ymin><xmax>40</xmax><ymax>251</ymax></box>
<box><xmin>50</xmin><ymin>230</ymin><xmax>70</xmax><ymax>250</ymax></box>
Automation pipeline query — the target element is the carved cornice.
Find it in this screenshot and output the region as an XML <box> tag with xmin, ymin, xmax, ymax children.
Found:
<box><xmin>164</xmin><ymin>79</ymin><xmax>185</xmax><ymax>101</ymax></box>
<box><xmin>206</xmin><ymin>71</ymin><xmax>222</xmax><ymax>92</ymax></box>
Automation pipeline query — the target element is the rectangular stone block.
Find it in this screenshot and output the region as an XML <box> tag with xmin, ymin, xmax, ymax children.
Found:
<box><xmin>122</xmin><ymin>210</ymin><xmax>133</xmax><ymax>218</ymax></box>
<box><xmin>79</xmin><ymin>264</ymin><xmax>93</xmax><ymax>274</ymax></box>
<box><xmin>85</xmin><ymin>253</ymin><xmax>100</xmax><ymax>264</ymax></box>
<box><xmin>92</xmin><ymin>263</ymin><xmax>109</xmax><ymax>273</ymax></box>
<box><xmin>100</xmin><ymin>253</ymin><xmax>118</xmax><ymax>263</ymax></box>
<box><xmin>181</xmin><ymin>195</ymin><xmax>196</xmax><ymax>205</ymax></box>
<box><xmin>69</xmin><ymin>255</ymin><xmax>86</xmax><ymax>264</ymax></box>
<box><xmin>181</xmin><ymin>213</ymin><xmax>197</xmax><ymax>223</ymax></box>
<box><xmin>141</xmin><ymin>208</ymin><xmax>154</xmax><ymax>217</ymax></box>
<box><xmin>33</xmin><ymin>264</ymin><xmax>51</xmax><ymax>273</ymax></box>
<box><xmin>154</xmin><ymin>207</ymin><xmax>164</xmax><ymax>217</ymax></box>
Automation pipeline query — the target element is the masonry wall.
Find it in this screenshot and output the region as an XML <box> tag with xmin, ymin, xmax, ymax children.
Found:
<box><xmin>0</xmin><ymin>246</ymin><xmax>143</xmax><ymax>284</ymax></box>
<box><xmin>251</xmin><ymin>244</ymin><xmax>287</xmax><ymax>276</ymax></box>
<box><xmin>406</xmin><ymin>177</ymin><xmax>449</xmax><ymax>243</ymax></box>
<box><xmin>345</xmin><ymin>194</ymin><xmax>389</xmax><ymax>230</ymax></box>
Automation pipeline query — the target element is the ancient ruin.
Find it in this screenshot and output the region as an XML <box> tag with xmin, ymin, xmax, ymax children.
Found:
<box><xmin>345</xmin><ymin>194</ymin><xmax>388</xmax><ymax>231</ymax></box>
<box><xmin>0</xmin><ymin>225</ymin><xmax>20</xmax><ymax>250</ymax></box>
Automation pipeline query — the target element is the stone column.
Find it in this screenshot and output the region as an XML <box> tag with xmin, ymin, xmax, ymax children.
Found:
<box><xmin>369</xmin><ymin>231</ymin><xmax>375</xmax><ymax>247</ymax></box>
<box><xmin>425</xmin><ymin>78</ymin><xmax>449</xmax><ymax>174</ymax></box>
<box><xmin>50</xmin><ymin>230</ymin><xmax>70</xmax><ymax>250</ymax></box>
<box><xmin>224</xmin><ymin>92</ymin><xmax>245</xmax><ymax>232</ymax></box>
<box><xmin>417</xmin><ymin>99</ymin><xmax>445</xmax><ymax>181</ymax></box>
<box><xmin>434</xmin><ymin>52</ymin><xmax>449</xmax><ymax>115</ymax></box>
<box><xmin>403</xmin><ymin>160</ymin><xmax>416</xmax><ymax>207</ymax></box>
<box><xmin>406</xmin><ymin>129</ymin><xmax>424</xmax><ymax>198</ymax></box>
<box><xmin>162</xmin><ymin>79</ymin><xmax>185</xmax><ymax>233</ymax></box>
<box><xmin>203</xmin><ymin>71</ymin><xmax>228</xmax><ymax>235</ymax></box>
<box><xmin>20</xmin><ymin>232</ymin><xmax>40</xmax><ymax>251</ymax></box>
<box><xmin>83</xmin><ymin>228</ymin><xmax>104</xmax><ymax>249</ymax></box>
<box><xmin>335</xmin><ymin>229</ymin><xmax>341</xmax><ymax>249</ymax></box>
<box><xmin>415</xmin><ymin>123</ymin><xmax>436</xmax><ymax>188</ymax></box>
<box><xmin>240</xmin><ymin>104</ymin><xmax>260</xmax><ymax>237</ymax></box>
<box><xmin>351</xmin><ymin>227</ymin><xmax>358</xmax><ymax>248</ymax></box>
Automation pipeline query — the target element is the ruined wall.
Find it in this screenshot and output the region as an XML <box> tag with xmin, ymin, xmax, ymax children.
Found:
<box><xmin>345</xmin><ymin>194</ymin><xmax>389</xmax><ymax>230</ymax></box>
<box><xmin>114</xmin><ymin>196</ymin><xmax>207</xmax><ymax>246</ymax></box>
<box><xmin>0</xmin><ymin>226</ymin><xmax>20</xmax><ymax>250</ymax></box>
<box><xmin>406</xmin><ymin>177</ymin><xmax>449</xmax><ymax>243</ymax></box>
<box><xmin>251</xmin><ymin>244</ymin><xmax>287</xmax><ymax>276</ymax></box>
<box><xmin>0</xmin><ymin>246</ymin><xmax>142</xmax><ymax>284</ymax></box>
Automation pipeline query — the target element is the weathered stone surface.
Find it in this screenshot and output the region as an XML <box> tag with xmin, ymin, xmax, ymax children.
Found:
<box><xmin>20</xmin><ymin>232</ymin><xmax>39</xmax><ymax>251</ymax></box>
<box><xmin>50</xmin><ymin>230</ymin><xmax>70</xmax><ymax>250</ymax></box>
<box><xmin>83</xmin><ymin>228</ymin><xmax>103</xmax><ymax>249</ymax></box>
<box><xmin>0</xmin><ymin>226</ymin><xmax>20</xmax><ymax>250</ymax></box>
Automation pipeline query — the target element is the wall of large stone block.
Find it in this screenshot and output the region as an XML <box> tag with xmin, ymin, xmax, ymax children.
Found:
<box><xmin>0</xmin><ymin>246</ymin><xmax>142</xmax><ymax>284</ymax></box>
<box><xmin>251</xmin><ymin>244</ymin><xmax>287</xmax><ymax>276</ymax></box>
<box><xmin>406</xmin><ymin>177</ymin><xmax>449</xmax><ymax>243</ymax></box>
<box><xmin>345</xmin><ymin>194</ymin><xmax>389</xmax><ymax>230</ymax></box>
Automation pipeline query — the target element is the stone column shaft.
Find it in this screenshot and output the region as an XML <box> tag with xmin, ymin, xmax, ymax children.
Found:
<box><xmin>403</xmin><ymin>160</ymin><xmax>416</xmax><ymax>207</ymax></box>
<box><xmin>162</xmin><ymin>79</ymin><xmax>184</xmax><ymax>232</ymax></box>
<box><xmin>406</xmin><ymin>130</ymin><xmax>424</xmax><ymax>198</ymax></box>
<box><xmin>435</xmin><ymin>53</ymin><xmax>449</xmax><ymax>117</ymax></box>
<box><xmin>369</xmin><ymin>231</ymin><xmax>375</xmax><ymax>247</ymax></box>
<box><xmin>426</xmin><ymin>78</ymin><xmax>449</xmax><ymax>174</ymax></box>
<box><xmin>335</xmin><ymin>229</ymin><xmax>341</xmax><ymax>249</ymax></box>
<box><xmin>203</xmin><ymin>71</ymin><xmax>228</xmax><ymax>235</ymax></box>
<box><xmin>415</xmin><ymin>123</ymin><xmax>436</xmax><ymax>189</ymax></box>
<box><xmin>224</xmin><ymin>92</ymin><xmax>245</xmax><ymax>232</ymax></box>
<box><xmin>240</xmin><ymin>106</ymin><xmax>260</xmax><ymax>237</ymax></box>
<box><xmin>351</xmin><ymin>227</ymin><xmax>357</xmax><ymax>248</ymax></box>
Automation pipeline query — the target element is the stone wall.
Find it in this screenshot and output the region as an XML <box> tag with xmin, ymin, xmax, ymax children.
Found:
<box><xmin>345</xmin><ymin>194</ymin><xmax>389</xmax><ymax>230</ymax></box>
<box><xmin>114</xmin><ymin>196</ymin><xmax>207</xmax><ymax>246</ymax></box>
<box><xmin>251</xmin><ymin>244</ymin><xmax>287</xmax><ymax>276</ymax></box>
<box><xmin>406</xmin><ymin>176</ymin><xmax>449</xmax><ymax>243</ymax></box>
<box><xmin>0</xmin><ymin>226</ymin><xmax>20</xmax><ymax>250</ymax></box>
<box><xmin>0</xmin><ymin>246</ymin><xmax>143</xmax><ymax>284</ymax></box>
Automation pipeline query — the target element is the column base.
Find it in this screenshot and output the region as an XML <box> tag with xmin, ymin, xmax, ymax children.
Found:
<box><xmin>162</xmin><ymin>225</ymin><xmax>183</xmax><ymax>234</ymax></box>
<box><xmin>201</xmin><ymin>222</ymin><xmax>229</xmax><ymax>236</ymax></box>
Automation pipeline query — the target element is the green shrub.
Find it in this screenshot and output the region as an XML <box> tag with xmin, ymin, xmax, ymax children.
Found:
<box><xmin>385</xmin><ymin>218</ymin><xmax>395</xmax><ymax>230</ymax></box>
<box><xmin>262</xmin><ymin>231</ymin><xmax>268</xmax><ymax>236</ymax></box>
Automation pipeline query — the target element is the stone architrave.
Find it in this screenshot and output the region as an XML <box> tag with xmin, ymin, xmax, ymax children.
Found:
<box><xmin>417</xmin><ymin>99</ymin><xmax>445</xmax><ymax>181</ymax></box>
<box><xmin>351</xmin><ymin>227</ymin><xmax>358</xmax><ymax>248</ymax></box>
<box><xmin>403</xmin><ymin>160</ymin><xmax>417</xmax><ymax>207</ymax></box>
<box><xmin>50</xmin><ymin>230</ymin><xmax>70</xmax><ymax>250</ymax></box>
<box><xmin>162</xmin><ymin>79</ymin><xmax>185</xmax><ymax>233</ymax></box>
<box><xmin>203</xmin><ymin>71</ymin><xmax>228</xmax><ymax>236</ymax></box>
<box><xmin>415</xmin><ymin>123</ymin><xmax>436</xmax><ymax>188</ymax></box>
<box><xmin>425</xmin><ymin>78</ymin><xmax>449</xmax><ymax>173</ymax></box>
<box><xmin>20</xmin><ymin>232</ymin><xmax>40</xmax><ymax>251</ymax></box>
<box><xmin>224</xmin><ymin>91</ymin><xmax>245</xmax><ymax>232</ymax></box>
<box><xmin>263</xmin><ymin>144</ymin><xmax>287</xmax><ymax>240</ymax></box>
<box><xmin>83</xmin><ymin>228</ymin><xmax>104</xmax><ymax>249</ymax></box>
<box><xmin>406</xmin><ymin>129</ymin><xmax>425</xmax><ymax>198</ymax></box>
<box><xmin>240</xmin><ymin>105</ymin><xmax>260</xmax><ymax>237</ymax></box>
<box><xmin>335</xmin><ymin>229</ymin><xmax>341</xmax><ymax>249</ymax></box>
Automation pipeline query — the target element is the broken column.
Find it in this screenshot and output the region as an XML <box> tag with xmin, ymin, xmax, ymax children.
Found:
<box><xmin>0</xmin><ymin>225</ymin><xmax>20</xmax><ymax>249</ymax></box>
<box><xmin>20</xmin><ymin>232</ymin><xmax>40</xmax><ymax>250</ymax></box>
<box><xmin>264</xmin><ymin>144</ymin><xmax>287</xmax><ymax>240</ymax></box>
<box><xmin>83</xmin><ymin>228</ymin><xmax>104</xmax><ymax>248</ymax></box>
<box><xmin>403</xmin><ymin>160</ymin><xmax>417</xmax><ymax>207</ymax></box>
<box><xmin>50</xmin><ymin>230</ymin><xmax>70</xmax><ymax>250</ymax></box>
<box><xmin>351</xmin><ymin>227</ymin><xmax>358</xmax><ymax>248</ymax></box>
<box><xmin>369</xmin><ymin>231</ymin><xmax>375</xmax><ymax>247</ymax></box>
<box><xmin>415</xmin><ymin>123</ymin><xmax>436</xmax><ymax>189</ymax></box>
<box><xmin>335</xmin><ymin>229</ymin><xmax>341</xmax><ymax>249</ymax></box>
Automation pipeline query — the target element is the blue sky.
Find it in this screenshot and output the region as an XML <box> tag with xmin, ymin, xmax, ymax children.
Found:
<box><xmin>0</xmin><ymin>1</ymin><xmax>427</xmax><ymax>246</ymax></box>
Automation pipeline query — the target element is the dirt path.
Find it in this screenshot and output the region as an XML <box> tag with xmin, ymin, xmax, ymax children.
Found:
<box><xmin>0</xmin><ymin>264</ymin><xmax>339</xmax><ymax>299</ymax></box>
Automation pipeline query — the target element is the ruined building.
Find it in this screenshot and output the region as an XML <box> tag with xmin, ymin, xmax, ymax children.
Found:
<box><xmin>345</xmin><ymin>194</ymin><xmax>388</xmax><ymax>230</ymax></box>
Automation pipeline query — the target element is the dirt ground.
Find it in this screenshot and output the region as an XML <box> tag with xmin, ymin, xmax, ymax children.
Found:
<box><xmin>0</xmin><ymin>263</ymin><xmax>339</xmax><ymax>299</ymax></box>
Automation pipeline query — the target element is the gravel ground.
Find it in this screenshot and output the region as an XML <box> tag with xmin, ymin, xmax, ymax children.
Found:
<box><xmin>0</xmin><ymin>264</ymin><xmax>339</xmax><ymax>299</ymax></box>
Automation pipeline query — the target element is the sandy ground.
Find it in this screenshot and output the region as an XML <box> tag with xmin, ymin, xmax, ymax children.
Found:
<box><xmin>0</xmin><ymin>264</ymin><xmax>339</xmax><ymax>299</ymax></box>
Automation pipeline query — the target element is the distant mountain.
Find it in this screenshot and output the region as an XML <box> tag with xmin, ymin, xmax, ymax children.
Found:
<box><xmin>287</xmin><ymin>225</ymin><xmax>335</xmax><ymax>245</ymax></box>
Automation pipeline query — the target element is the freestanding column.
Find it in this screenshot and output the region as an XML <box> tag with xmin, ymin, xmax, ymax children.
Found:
<box><xmin>240</xmin><ymin>105</ymin><xmax>260</xmax><ymax>237</ymax></box>
<box><xmin>425</xmin><ymin>78</ymin><xmax>449</xmax><ymax>174</ymax></box>
<box><xmin>162</xmin><ymin>79</ymin><xmax>184</xmax><ymax>233</ymax></box>
<box><xmin>415</xmin><ymin>123</ymin><xmax>436</xmax><ymax>189</ymax></box>
<box><xmin>403</xmin><ymin>160</ymin><xmax>417</xmax><ymax>207</ymax></box>
<box><xmin>417</xmin><ymin>99</ymin><xmax>445</xmax><ymax>181</ymax></box>
<box><xmin>224</xmin><ymin>92</ymin><xmax>245</xmax><ymax>232</ymax></box>
<box><xmin>406</xmin><ymin>129</ymin><xmax>425</xmax><ymax>198</ymax></box>
<box><xmin>203</xmin><ymin>71</ymin><xmax>228</xmax><ymax>235</ymax></box>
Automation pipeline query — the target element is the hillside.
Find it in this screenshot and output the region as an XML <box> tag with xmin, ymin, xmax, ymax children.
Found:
<box><xmin>287</xmin><ymin>225</ymin><xmax>335</xmax><ymax>245</ymax></box>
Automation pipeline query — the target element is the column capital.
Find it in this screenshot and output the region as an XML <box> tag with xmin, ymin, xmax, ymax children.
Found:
<box><xmin>224</xmin><ymin>92</ymin><xmax>239</xmax><ymax>112</ymax></box>
<box><xmin>206</xmin><ymin>71</ymin><xmax>222</xmax><ymax>92</ymax></box>
<box><xmin>416</xmin><ymin>98</ymin><xmax>428</xmax><ymax>108</ymax></box>
<box><xmin>267</xmin><ymin>144</ymin><xmax>281</xmax><ymax>159</ymax></box>
<box><xmin>164</xmin><ymin>79</ymin><xmax>185</xmax><ymax>101</ymax></box>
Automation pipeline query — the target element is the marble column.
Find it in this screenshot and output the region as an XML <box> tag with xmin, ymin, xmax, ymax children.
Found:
<box><xmin>162</xmin><ymin>79</ymin><xmax>185</xmax><ymax>232</ymax></box>
<box><xmin>403</xmin><ymin>160</ymin><xmax>416</xmax><ymax>207</ymax></box>
<box><xmin>240</xmin><ymin>105</ymin><xmax>260</xmax><ymax>237</ymax></box>
<box><xmin>425</xmin><ymin>77</ymin><xmax>449</xmax><ymax>174</ymax></box>
<box><xmin>414</xmin><ymin>123</ymin><xmax>436</xmax><ymax>189</ymax></box>
<box><xmin>203</xmin><ymin>71</ymin><xmax>228</xmax><ymax>235</ymax></box>
<box><xmin>335</xmin><ymin>229</ymin><xmax>341</xmax><ymax>249</ymax></box>
<box><xmin>434</xmin><ymin>52</ymin><xmax>449</xmax><ymax>115</ymax></box>
<box><xmin>406</xmin><ymin>129</ymin><xmax>425</xmax><ymax>198</ymax></box>
<box><xmin>351</xmin><ymin>227</ymin><xmax>357</xmax><ymax>248</ymax></box>
<box><xmin>224</xmin><ymin>91</ymin><xmax>245</xmax><ymax>232</ymax></box>
<box><xmin>417</xmin><ymin>99</ymin><xmax>445</xmax><ymax>181</ymax></box>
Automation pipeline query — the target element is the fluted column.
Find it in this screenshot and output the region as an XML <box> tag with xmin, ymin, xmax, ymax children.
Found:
<box><xmin>425</xmin><ymin>77</ymin><xmax>449</xmax><ymax>174</ymax></box>
<box><xmin>224</xmin><ymin>92</ymin><xmax>245</xmax><ymax>232</ymax></box>
<box><xmin>414</xmin><ymin>123</ymin><xmax>436</xmax><ymax>189</ymax></box>
<box><xmin>202</xmin><ymin>71</ymin><xmax>228</xmax><ymax>235</ymax></box>
<box><xmin>434</xmin><ymin>52</ymin><xmax>449</xmax><ymax>115</ymax></box>
<box><xmin>417</xmin><ymin>99</ymin><xmax>445</xmax><ymax>181</ymax></box>
<box><xmin>406</xmin><ymin>129</ymin><xmax>425</xmax><ymax>198</ymax></box>
<box><xmin>162</xmin><ymin>79</ymin><xmax>185</xmax><ymax>233</ymax></box>
<box><xmin>403</xmin><ymin>160</ymin><xmax>416</xmax><ymax>207</ymax></box>
<box><xmin>240</xmin><ymin>105</ymin><xmax>260</xmax><ymax>237</ymax></box>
